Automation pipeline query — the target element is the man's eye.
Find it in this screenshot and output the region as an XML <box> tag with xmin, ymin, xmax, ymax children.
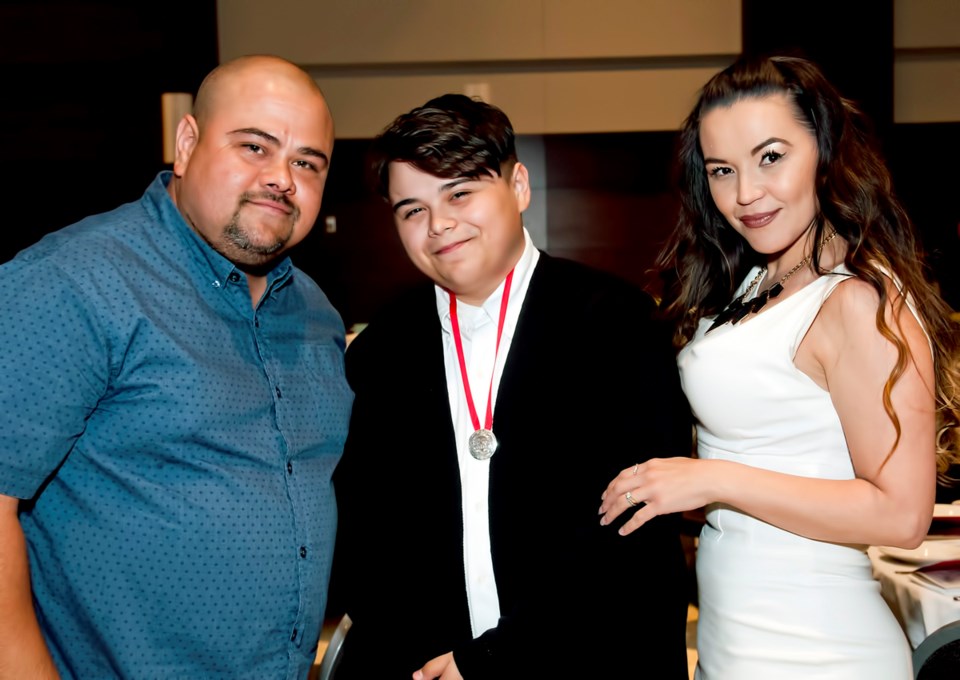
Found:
<box><xmin>294</xmin><ymin>160</ymin><xmax>318</xmax><ymax>172</ymax></box>
<box><xmin>403</xmin><ymin>207</ymin><xmax>425</xmax><ymax>220</ymax></box>
<box><xmin>242</xmin><ymin>143</ymin><xmax>264</xmax><ymax>154</ymax></box>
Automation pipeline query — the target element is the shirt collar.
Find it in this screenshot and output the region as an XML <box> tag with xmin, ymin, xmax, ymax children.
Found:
<box><xmin>146</xmin><ymin>171</ymin><xmax>295</xmax><ymax>294</ymax></box>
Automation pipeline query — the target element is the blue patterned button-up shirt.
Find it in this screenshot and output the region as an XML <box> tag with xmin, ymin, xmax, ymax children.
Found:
<box><xmin>0</xmin><ymin>172</ymin><xmax>353</xmax><ymax>679</ymax></box>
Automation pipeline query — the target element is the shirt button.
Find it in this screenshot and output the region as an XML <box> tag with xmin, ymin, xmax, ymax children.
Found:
<box><xmin>287</xmin><ymin>462</ymin><xmax>293</xmax><ymax>474</ymax></box>
<box><xmin>291</xmin><ymin>628</ymin><xmax>298</xmax><ymax>641</ymax></box>
<box><xmin>228</xmin><ymin>272</ymin><xmax>241</xmax><ymax>283</ymax></box>
<box><xmin>275</xmin><ymin>386</ymin><xmax>282</xmax><ymax>399</ymax></box>
<box><xmin>300</xmin><ymin>546</ymin><xmax>307</xmax><ymax>559</ymax></box>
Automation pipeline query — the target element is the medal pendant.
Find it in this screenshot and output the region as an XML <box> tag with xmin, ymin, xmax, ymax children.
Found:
<box><xmin>468</xmin><ymin>429</ymin><xmax>498</xmax><ymax>460</ymax></box>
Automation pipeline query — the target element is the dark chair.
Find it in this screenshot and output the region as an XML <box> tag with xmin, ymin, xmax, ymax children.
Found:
<box><xmin>913</xmin><ymin>619</ymin><xmax>960</xmax><ymax>679</ymax></box>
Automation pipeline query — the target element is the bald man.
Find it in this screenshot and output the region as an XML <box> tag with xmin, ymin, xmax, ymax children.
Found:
<box><xmin>0</xmin><ymin>55</ymin><xmax>353</xmax><ymax>679</ymax></box>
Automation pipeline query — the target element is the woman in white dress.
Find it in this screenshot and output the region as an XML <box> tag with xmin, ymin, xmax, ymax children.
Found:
<box><xmin>599</xmin><ymin>55</ymin><xmax>960</xmax><ymax>679</ymax></box>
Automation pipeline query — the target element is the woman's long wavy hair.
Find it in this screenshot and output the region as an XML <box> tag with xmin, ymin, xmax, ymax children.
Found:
<box><xmin>658</xmin><ymin>54</ymin><xmax>960</xmax><ymax>479</ymax></box>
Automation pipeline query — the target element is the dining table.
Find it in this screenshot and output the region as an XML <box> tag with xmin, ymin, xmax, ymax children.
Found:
<box><xmin>868</xmin><ymin>504</ymin><xmax>960</xmax><ymax>649</ymax></box>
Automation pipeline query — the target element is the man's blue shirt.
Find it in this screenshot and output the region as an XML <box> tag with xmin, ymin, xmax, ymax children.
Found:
<box><xmin>0</xmin><ymin>172</ymin><xmax>353</xmax><ymax>679</ymax></box>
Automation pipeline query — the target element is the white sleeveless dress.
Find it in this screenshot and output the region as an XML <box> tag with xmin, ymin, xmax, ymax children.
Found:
<box><xmin>679</xmin><ymin>266</ymin><xmax>913</xmax><ymax>680</ymax></box>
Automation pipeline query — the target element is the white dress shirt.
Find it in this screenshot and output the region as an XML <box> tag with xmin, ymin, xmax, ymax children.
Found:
<box><xmin>435</xmin><ymin>228</ymin><xmax>540</xmax><ymax>637</ymax></box>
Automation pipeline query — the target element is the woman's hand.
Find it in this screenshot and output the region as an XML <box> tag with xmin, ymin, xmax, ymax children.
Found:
<box><xmin>599</xmin><ymin>457</ymin><xmax>714</xmax><ymax>535</ymax></box>
<box><xmin>413</xmin><ymin>651</ymin><xmax>462</xmax><ymax>680</ymax></box>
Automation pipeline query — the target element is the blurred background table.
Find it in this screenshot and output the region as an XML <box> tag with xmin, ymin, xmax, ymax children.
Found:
<box><xmin>869</xmin><ymin>540</ymin><xmax>960</xmax><ymax>649</ymax></box>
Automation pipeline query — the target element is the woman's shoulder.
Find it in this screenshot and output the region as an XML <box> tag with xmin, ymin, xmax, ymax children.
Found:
<box><xmin>822</xmin><ymin>273</ymin><xmax>880</xmax><ymax>313</ymax></box>
<box><xmin>818</xmin><ymin>269</ymin><xmax>926</xmax><ymax>348</ymax></box>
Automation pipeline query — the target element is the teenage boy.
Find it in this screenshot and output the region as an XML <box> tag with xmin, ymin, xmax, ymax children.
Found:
<box><xmin>331</xmin><ymin>94</ymin><xmax>691</xmax><ymax>679</ymax></box>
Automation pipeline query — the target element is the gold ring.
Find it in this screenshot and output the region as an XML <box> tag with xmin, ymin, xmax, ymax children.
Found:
<box><xmin>625</xmin><ymin>491</ymin><xmax>640</xmax><ymax>507</ymax></box>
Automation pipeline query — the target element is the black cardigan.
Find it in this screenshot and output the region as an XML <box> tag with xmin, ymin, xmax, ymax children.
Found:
<box><xmin>330</xmin><ymin>253</ymin><xmax>692</xmax><ymax>679</ymax></box>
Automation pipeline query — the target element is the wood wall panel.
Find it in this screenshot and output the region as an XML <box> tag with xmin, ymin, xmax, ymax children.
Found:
<box><xmin>542</xmin><ymin>130</ymin><xmax>679</xmax><ymax>297</ymax></box>
<box><xmin>546</xmin><ymin>189</ymin><xmax>678</xmax><ymax>295</ymax></box>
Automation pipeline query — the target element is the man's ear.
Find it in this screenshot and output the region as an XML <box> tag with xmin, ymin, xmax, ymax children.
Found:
<box><xmin>511</xmin><ymin>162</ymin><xmax>531</xmax><ymax>212</ymax></box>
<box><xmin>172</xmin><ymin>114</ymin><xmax>200</xmax><ymax>177</ymax></box>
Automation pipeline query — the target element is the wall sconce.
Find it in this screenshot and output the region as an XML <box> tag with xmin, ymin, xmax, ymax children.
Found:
<box><xmin>161</xmin><ymin>92</ymin><xmax>194</xmax><ymax>164</ymax></box>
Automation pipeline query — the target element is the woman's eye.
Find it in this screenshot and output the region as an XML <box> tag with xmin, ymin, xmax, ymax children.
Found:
<box><xmin>760</xmin><ymin>150</ymin><xmax>784</xmax><ymax>165</ymax></box>
<box><xmin>403</xmin><ymin>207</ymin><xmax>424</xmax><ymax>220</ymax></box>
<box><xmin>707</xmin><ymin>166</ymin><xmax>731</xmax><ymax>178</ymax></box>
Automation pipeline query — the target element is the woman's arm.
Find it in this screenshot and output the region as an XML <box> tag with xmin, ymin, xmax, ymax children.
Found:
<box><xmin>600</xmin><ymin>277</ymin><xmax>936</xmax><ymax>548</ymax></box>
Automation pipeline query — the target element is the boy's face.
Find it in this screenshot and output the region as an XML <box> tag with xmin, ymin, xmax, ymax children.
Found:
<box><xmin>388</xmin><ymin>160</ymin><xmax>530</xmax><ymax>306</ymax></box>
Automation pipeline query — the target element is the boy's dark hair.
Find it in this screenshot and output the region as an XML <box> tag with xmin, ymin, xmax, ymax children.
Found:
<box><xmin>370</xmin><ymin>93</ymin><xmax>517</xmax><ymax>199</ymax></box>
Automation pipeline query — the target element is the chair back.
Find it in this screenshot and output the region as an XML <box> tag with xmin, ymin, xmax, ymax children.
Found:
<box><xmin>913</xmin><ymin>619</ymin><xmax>960</xmax><ymax>679</ymax></box>
<box><xmin>315</xmin><ymin>613</ymin><xmax>352</xmax><ymax>680</ymax></box>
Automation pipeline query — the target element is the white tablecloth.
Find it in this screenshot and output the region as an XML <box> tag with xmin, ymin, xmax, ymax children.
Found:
<box><xmin>869</xmin><ymin>545</ymin><xmax>960</xmax><ymax>648</ymax></box>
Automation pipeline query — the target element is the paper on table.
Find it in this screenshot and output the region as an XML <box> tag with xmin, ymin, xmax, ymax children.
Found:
<box><xmin>879</xmin><ymin>540</ymin><xmax>960</xmax><ymax>565</ymax></box>
<box><xmin>911</xmin><ymin>559</ymin><xmax>960</xmax><ymax>589</ymax></box>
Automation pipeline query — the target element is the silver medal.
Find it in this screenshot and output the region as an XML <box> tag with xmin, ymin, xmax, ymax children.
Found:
<box><xmin>468</xmin><ymin>429</ymin><xmax>498</xmax><ymax>460</ymax></box>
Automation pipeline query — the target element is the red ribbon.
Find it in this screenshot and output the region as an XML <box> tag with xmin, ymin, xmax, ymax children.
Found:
<box><xmin>448</xmin><ymin>270</ymin><xmax>515</xmax><ymax>435</ymax></box>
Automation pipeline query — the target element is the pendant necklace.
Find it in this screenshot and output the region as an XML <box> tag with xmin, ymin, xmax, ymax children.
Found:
<box><xmin>449</xmin><ymin>270</ymin><xmax>514</xmax><ymax>460</ymax></box>
<box><xmin>707</xmin><ymin>231</ymin><xmax>837</xmax><ymax>334</ymax></box>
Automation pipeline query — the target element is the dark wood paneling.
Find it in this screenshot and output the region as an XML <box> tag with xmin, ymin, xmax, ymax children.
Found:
<box><xmin>546</xmin><ymin>188</ymin><xmax>679</xmax><ymax>294</ymax></box>
<box><xmin>543</xmin><ymin>132</ymin><xmax>680</xmax><ymax>298</ymax></box>
<box><xmin>296</xmin><ymin>197</ymin><xmax>427</xmax><ymax>330</ymax></box>
<box><xmin>294</xmin><ymin>138</ymin><xmax>429</xmax><ymax>329</ymax></box>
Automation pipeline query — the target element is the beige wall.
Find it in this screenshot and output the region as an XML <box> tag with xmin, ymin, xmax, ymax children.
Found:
<box><xmin>217</xmin><ymin>0</ymin><xmax>740</xmax><ymax>63</ymax></box>
<box><xmin>217</xmin><ymin>0</ymin><xmax>739</xmax><ymax>137</ymax></box>
<box><xmin>894</xmin><ymin>0</ymin><xmax>960</xmax><ymax>124</ymax></box>
<box><xmin>217</xmin><ymin>0</ymin><xmax>959</xmax><ymax>135</ymax></box>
